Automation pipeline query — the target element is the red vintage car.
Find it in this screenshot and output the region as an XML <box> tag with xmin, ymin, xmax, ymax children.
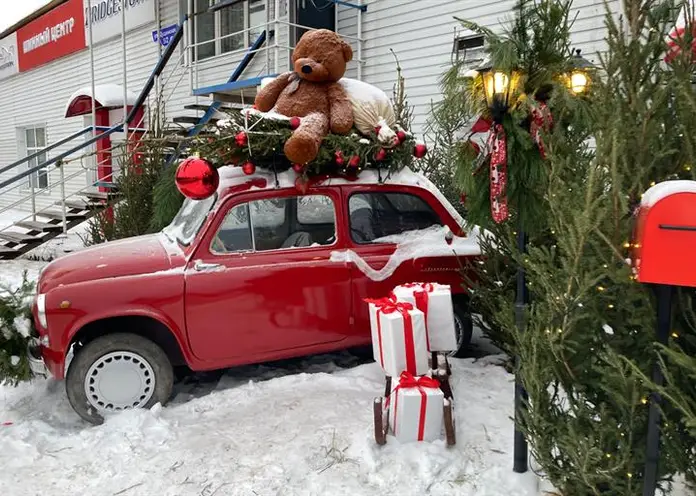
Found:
<box><xmin>28</xmin><ymin>166</ymin><xmax>481</xmax><ymax>424</ymax></box>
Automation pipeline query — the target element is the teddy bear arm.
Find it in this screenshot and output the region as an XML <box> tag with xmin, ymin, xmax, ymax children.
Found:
<box><xmin>254</xmin><ymin>72</ymin><xmax>294</xmax><ymax>112</ymax></box>
<box><xmin>327</xmin><ymin>83</ymin><xmax>354</xmax><ymax>135</ymax></box>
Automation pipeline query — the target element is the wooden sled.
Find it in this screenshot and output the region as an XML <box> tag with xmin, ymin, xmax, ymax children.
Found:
<box><xmin>373</xmin><ymin>375</ymin><xmax>456</xmax><ymax>446</ymax></box>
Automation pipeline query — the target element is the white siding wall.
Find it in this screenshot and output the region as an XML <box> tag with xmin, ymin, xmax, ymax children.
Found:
<box><xmin>337</xmin><ymin>0</ymin><xmax>622</xmax><ymax>136</ymax></box>
<box><xmin>0</xmin><ymin>0</ymin><xmax>619</xmax><ymax>215</ymax></box>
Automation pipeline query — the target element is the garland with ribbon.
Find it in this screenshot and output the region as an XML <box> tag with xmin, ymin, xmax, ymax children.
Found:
<box><xmin>466</xmin><ymin>99</ymin><xmax>553</xmax><ymax>224</ymax></box>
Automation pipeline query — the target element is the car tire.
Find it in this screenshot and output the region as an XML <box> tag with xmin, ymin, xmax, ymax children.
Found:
<box><xmin>65</xmin><ymin>333</ymin><xmax>174</xmax><ymax>425</ymax></box>
<box><xmin>449</xmin><ymin>298</ymin><xmax>474</xmax><ymax>358</ymax></box>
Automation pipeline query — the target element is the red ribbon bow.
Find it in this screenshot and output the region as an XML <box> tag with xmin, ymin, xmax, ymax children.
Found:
<box><xmin>487</xmin><ymin>123</ymin><xmax>509</xmax><ymax>224</ymax></box>
<box><xmin>388</xmin><ymin>371</ymin><xmax>441</xmax><ymax>441</ymax></box>
<box><xmin>530</xmin><ymin>101</ymin><xmax>553</xmax><ymax>160</ymax></box>
<box><xmin>394</xmin><ymin>283</ymin><xmax>435</xmax><ymax>351</ymax></box>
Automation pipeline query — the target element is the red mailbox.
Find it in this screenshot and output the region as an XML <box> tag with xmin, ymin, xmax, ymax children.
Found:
<box><xmin>634</xmin><ymin>180</ymin><xmax>696</xmax><ymax>288</ymax></box>
<box><xmin>633</xmin><ymin>180</ymin><xmax>696</xmax><ymax>496</ymax></box>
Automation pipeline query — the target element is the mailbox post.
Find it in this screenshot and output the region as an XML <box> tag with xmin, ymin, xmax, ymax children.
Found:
<box><xmin>634</xmin><ymin>180</ymin><xmax>696</xmax><ymax>496</ymax></box>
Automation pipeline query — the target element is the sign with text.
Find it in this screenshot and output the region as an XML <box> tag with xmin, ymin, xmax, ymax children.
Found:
<box><xmin>0</xmin><ymin>33</ymin><xmax>19</xmax><ymax>80</ymax></box>
<box><xmin>17</xmin><ymin>0</ymin><xmax>86</xmax><ymax>72</ymax></box>
<box><xmin>152</xmin><ymin>24</ymin><xmax>178</xmax><ymax>47</ymax></box>
<box><xmin>83</xmin><ymin>0</ymin><xmax>155</xmax><ymax>45</ymax></box>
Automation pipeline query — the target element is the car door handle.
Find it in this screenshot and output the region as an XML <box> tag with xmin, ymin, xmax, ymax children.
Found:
<box><xmin>193</xmin><ymin>260</ymin><xmax>223</xmax><ymax>272</ymax></box>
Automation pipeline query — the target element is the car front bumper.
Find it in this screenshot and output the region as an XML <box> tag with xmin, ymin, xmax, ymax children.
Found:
<box><xmin>28</xmin><ymin>340</ymin><xmax>49</xmax><ymax>377</ymax></box>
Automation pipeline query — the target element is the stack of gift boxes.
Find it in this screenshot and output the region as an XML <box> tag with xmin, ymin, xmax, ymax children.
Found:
<box><xmin>366</xmin><ymin>282</ymin><xmax>458</xmax><ymax>443</ymax></box>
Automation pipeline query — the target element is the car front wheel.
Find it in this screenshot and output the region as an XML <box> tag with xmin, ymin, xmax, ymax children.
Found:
<box><xmin>449</xmin><ymin>299</ymin><xmax>474</xmax><ymax>358</ymax></box>
<box><xmin>65</xmin><ymin>333</ymin><xmax>174</xmax><ymax>425</ymax></box>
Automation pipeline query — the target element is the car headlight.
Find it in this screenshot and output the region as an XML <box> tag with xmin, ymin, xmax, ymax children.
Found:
<box><xmin>36</xmin><ymin>294</ymin><xmax>47</xmax><ymax>329</ymax></box>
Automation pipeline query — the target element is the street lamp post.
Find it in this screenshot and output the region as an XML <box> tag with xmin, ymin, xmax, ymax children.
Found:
<box><xmin>476</xmin><ymin>51</ymin><xmax>593</xmax><ymax>475</ymax></box>
<box><xmin>477</xmin><ymin>60</ymin><xmax>529</xmax><ymax>474</ymax></box>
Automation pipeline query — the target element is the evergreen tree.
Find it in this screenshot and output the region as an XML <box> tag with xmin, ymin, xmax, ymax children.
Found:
<box><xmin>0</xmin><ymin>272</ymin><xmax>36</xmax><ymax>384</ymax></box>
<box><xmin>438</xmin><ymin>0</ymin><xmax>696</xmax><ymax>492</ymax></box>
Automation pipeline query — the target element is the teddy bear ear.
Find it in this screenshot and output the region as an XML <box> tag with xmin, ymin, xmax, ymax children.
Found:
<box><xmin>341</xmin><ymin>40</ymin><xmax>353</xmax><ymax>62</ymax></box>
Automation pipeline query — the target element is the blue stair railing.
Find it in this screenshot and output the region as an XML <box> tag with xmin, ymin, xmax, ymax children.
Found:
<box><xmin>164</xmin><ymin>28</ymin><xmax>273</xmax><ymax>167</ymax></box>
<box><xmin>0</xmin><ymin>15</ymin><xmax>188</xmax><ymax>193</ymax></box>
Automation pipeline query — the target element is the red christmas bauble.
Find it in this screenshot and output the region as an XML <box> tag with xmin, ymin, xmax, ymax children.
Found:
<box><xmin>175</xmin><ymin>157</ymin><xmax>219</xmax><ymax>200</ymax></box>
<box><xmin>396</xmin><ymin>130</ymin><xmax>407</xmax><ymax>144</ymax></box>
<box><xmin>413</xmin><ymin>143</ymin><xmax>427</xmax><ymax>158</ymax></box>
<box><xmin>242</xmin><ymin>161</ymin><xmax>256</xmax><ymax>175</ymax></box>
<box><xmin>235</xmin><ymin>131</ymin><xmax>248</xmax><ymax>147</ymax></box>
<box><xmin>335</xmin><ymin>150</ymin><xmax>345</xmax><ymax>166</ymax></box>
<box><xmin>348</xmin><ymin>155</ymin><xmax>360</xmax><ymax>168</ymax></box>
<box><xmin>290</xmin><ymin>117</ymin><xmax>301</xmax><ymax>130</ymax></box>
<box><xmin>374</xmin><ymin>148</ymin><xmax>387</xmax><ymax>161</ymax></box>
<box><xmin>292</xmin><ymin>163</ymin><xmax>304</xmax><ymax>173</ymax></box>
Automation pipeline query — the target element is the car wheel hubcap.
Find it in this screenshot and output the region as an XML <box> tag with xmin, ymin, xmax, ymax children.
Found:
<box><xmin>448</xmin><ymin>314</ymin><xmax>465</xmax><ymax>357</ymax></box>
<box><xmin>84</xmin><ymin>351</ymin><xmax>155</xmax><ymax>412</ymax></box>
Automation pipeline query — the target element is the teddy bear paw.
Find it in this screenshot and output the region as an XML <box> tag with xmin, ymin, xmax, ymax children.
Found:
<box><xmin>284</xmin><ymin>132</ymin><xmax>321</xmax><ymax>165</ymax></box>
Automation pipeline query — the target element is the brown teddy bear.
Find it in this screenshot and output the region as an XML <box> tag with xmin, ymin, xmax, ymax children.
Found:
<box><xmin>254</xmin><ymin>29</ymin><xmax>354</xmax><ymax>165</ymax></box>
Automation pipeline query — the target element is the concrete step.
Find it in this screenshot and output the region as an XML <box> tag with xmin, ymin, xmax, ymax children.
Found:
<box><xmin>37</xmin><ymin>209</ymin><xmax>87</xmax><ymax>221</ymax></box>
<box><xmin>16</xmin><ymin>220</ymin><xmax>63</xmax><ymax>232</ymax></box>
<box><xmin>0</xmin><ymin>231</ymin><xmax>41</xmax><ymax>244</ymax></box>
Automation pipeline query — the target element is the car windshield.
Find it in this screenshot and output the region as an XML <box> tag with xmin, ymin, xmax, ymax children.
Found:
<box><xmin>162</xmin><ymin>195</ymin><xmax>217</xmax><ymax>247</ymax></box>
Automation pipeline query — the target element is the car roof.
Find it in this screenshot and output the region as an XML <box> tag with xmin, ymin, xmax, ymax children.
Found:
<box><xmin>216</xmin><ymin>165</ymin><xmax>466</xmax><ymax>228</ymax></box>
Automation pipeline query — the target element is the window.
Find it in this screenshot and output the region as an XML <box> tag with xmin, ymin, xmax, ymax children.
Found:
<box><xmin>454</xmin><ymin>35</ymin><xmax>485</xmax><ymax>71</ymax></box>
<box><xmin>21</xmin><ymin>126</ymin><xmax>49</xmax><ymax>191</ymax></box>
<box><xmin>348</xmin><ymin>192</ymin><xmax>442</xmax><ymax>244</ymax></box>
<box><xmin>163</xmin><ymin>195</ymin><xmax>217</xmax><ymax>246</ymax></box>
<box><xmin>211</xmin><ymin>195</ymin><xmax>336</xmax><ymax>254</ymax></box>
<box><xmin>183</xmin><ymin>0</ymin><xmax>265</xmax><ymax>61</ymax></box>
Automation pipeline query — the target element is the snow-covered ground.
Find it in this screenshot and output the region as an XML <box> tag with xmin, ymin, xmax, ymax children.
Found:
<box><xmin>0</xmin><ymin>354</ymin><xmax>541</xmax><ymax>496</ymax></box>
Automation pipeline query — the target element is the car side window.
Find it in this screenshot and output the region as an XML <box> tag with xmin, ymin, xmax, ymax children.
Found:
<box><xmin>211</xmin><ymin>195</ymin><xmax>336</xmax><ymax>254</ymax></box>
<box><xmin>211</xmin><ymin>204</ymin><xmax>253</xmax><ymax>253</ymax></box>
<box><xmin>348</xmin><ymin>192</ymin><xmax>442</xmax><ymax>244</ymax></box>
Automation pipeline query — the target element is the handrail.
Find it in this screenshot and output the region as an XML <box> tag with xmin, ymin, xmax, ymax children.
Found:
<box><xmin>126</xmin><ymin>15</ymin><xmax>187</xmax><ymax>125</ymax></box>
<box><xmin>0</xmin><ymin>127</ymin><xmax>92</xmax><ymax>177</ymax></box>
<box><xmin>0</xmin><ymin>15</ymin><xmax>189</xmax><ymax>192</ymax></box>
<box><xmin>163</xmin><ymin>28</ymin><xmax>272</xmax><ymax>168</ymax></box>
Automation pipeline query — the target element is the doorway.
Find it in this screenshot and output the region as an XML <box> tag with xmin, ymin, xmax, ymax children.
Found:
<box><xmin>293</xmin><ymin>0</ymin><xmax>336</xmax><ymax>44</ymax></box>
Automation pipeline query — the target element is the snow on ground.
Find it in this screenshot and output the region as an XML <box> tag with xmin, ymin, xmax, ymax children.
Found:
<box><xmin>0</xmin><ymin>354</ymin><xmax>541</xmax><ymax>496</ymax></box>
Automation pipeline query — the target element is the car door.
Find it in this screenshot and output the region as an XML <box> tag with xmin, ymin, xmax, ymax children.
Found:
<box><xmin>344</xmin><ymin>187</ymin><xmax>447</xmax><ymax>337</ymax></box>
<box><xmin>184</xmin><ymin>188</ymin><xmax>352</xmax><ymax>363</ymax></box>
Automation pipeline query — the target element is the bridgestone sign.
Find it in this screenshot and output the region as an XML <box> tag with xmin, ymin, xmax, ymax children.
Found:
<box><xmin>83</xmin><ymin>0</ymin><xmax>155</xmax><ymax>46</ymax></box>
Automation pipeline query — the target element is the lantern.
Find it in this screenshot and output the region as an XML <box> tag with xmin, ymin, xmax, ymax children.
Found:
<box><xmin>566</xmin><ymin>49</ymin><xmax>595</xmax><ymax>95</ymax></box>
<box><xmin>477</xmin><ymin>59</ymin><xmax>521</xmax><ymax>122</ymax></box>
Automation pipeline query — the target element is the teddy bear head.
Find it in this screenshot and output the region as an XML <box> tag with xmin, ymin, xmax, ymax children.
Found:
<box><xmin>292</xmin><ymin>29</ymin><xmax>353</xmax><ymax>83</ymax></box>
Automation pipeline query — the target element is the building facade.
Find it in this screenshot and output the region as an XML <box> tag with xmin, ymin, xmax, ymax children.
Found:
<box><xmin>0</xmin><ymin>0</ymin><xmax>620</xmax><ymax>218</ymax></box>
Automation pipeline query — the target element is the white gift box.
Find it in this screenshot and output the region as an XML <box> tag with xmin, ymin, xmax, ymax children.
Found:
<box><xmin>365</xmin><ymin>298</ymin><xmax>429</xmax><ymax>377</ymax></box>
<box><xmin>388</xmin><ymin>373</ymin><xmax>444</xmax><ymax>443</ymax></box>
<box><xmin>392</xmin><ymin>283</ymin><xmax>458</xmax><ymax>352</ymax></box>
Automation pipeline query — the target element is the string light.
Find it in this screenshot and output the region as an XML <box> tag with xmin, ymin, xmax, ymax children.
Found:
<box><xmin>671</xmin><ymin>332</ymin><xmax>679</xmax><ymax>338</ymax></box>
<box><xmin>622</xmin><ymin>242</ymin><xmax>631</xmax><ymax>248</ymax></box>
<box><xmin>627</xmin><ymin>473</ymin><xmax>633</xmax><ymax>479</ymax></box>
<box><xmin>597</xmin><ymin>286</ymin><xmax>606</xmax><ymax>292</ymax></box>
<box><xmin>641</xmin><ymin>397</ymin><xmax>648</xmax><ymax>405</ymax></box>
<box><xmin>684</xmin><ymin>165</ymin><xmax>691</xmax><ymax>172</ymax></box>
<box><xmin>608</xmin><ymin>304</ymin><xmax>614</xmax><ymax>309</ymax></box>
<box><xmin>606</xmin><ymin>453</ymin><xmax>612</xmax><ymax>459</ymax></box>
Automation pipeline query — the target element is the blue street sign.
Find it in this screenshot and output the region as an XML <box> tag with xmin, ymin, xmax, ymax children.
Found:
<box><xmin>152</xmin><ymin>24</ymin><xmax>178</xmax><ymax>47</ymax></box>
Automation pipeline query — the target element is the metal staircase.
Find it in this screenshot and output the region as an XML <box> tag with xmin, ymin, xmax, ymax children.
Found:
<box><xmin>0</xmin><ymin>0</ymin><xmax>366</xmax><ymax>261</ymax></box>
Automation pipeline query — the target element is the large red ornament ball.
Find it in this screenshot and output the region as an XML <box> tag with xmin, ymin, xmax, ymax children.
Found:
<box><xmin>413</xmin><ymin>143</ymin><xmax>428</xmax><ymax>159</ymax></box>
<box><xmin>290</xmin><ymin>117</ymin><xmax>301</xmax><ymax>130</ymax></box>
<box><xmin>348</xmin><ymin>155</ymin><xmax>361</xmax><ymax>168</ymax></box>
<box><xmin>396</xmin><ymin>130</ymin><xmax>407</xmax><ymax>144</ymax></box>
<box><xmin>292</xmin><ymin>163</ymin><xmax>304</xmax><ymax>173</ymax></box>
<box><xmin>235</xmin><ymin>131</ymin><xmax>248</xmax><ymax>147</ymax></box>
<box><xmin>374</xmin><ymin>148</ymin><xmax>387</xmax><ymax>161</ymax></box>
<box><xmin>175</xmin><ymin>157</ymin><xmax>219</xmax><ymax>200</ymax></box>
<box><xmin>242</xmin><ymin>161</ymin><xmax>256</xmax><ymax>175</ymax></box>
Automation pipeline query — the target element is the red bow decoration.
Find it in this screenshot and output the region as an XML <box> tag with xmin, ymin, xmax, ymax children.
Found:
<box><xmin>387</xmin><ymin>371</ymin><xmax>441</xmax><ymax>441</ymax></box>
<box><xmin>487</xmin><ymin>123</ymin><xmax>509</xmax><ymax>223</ymax></box>
<box><xmin>530</xmin><ymin>101</ymin><xmax>553</xmax><ymax>159</ymax></box>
